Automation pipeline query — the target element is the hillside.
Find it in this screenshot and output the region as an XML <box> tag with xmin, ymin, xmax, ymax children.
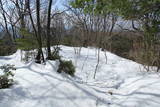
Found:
<box><xmin>0</xmin><ymin>46</ymin><xmax>160</xmax><ymax>107</ymax></box>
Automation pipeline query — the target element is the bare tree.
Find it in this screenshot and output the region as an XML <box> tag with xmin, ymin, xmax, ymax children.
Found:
<box><xmin>0</xmin><ymin>0</ymin><xmax>11</xmax><ymax>38</ymax></box>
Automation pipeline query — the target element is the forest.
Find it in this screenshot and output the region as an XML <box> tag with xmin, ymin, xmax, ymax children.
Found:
<box><xmin>0</xmin><ymin>0</ymin><xmax>160</xmax><ymax>107</ymax></box>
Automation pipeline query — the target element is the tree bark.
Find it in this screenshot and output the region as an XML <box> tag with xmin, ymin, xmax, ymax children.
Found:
<box><xmin>35</xmin><ymin>0</ymin><xmax>45</xmax><ymax>63</ymax></box>
<box><xmin>46</xmin><ymin>0</ymin><xmax>53</xmax><ymax>59</ymax></box>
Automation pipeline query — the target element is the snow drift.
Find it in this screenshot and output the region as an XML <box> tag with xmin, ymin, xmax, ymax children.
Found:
<box><xmin>0</xmin><ymin>45</ymin><xmax>160</xmax><ymax>107</ymax></box>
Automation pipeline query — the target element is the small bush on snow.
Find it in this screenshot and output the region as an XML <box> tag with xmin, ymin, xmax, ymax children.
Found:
<box><xmin>51</xmin><ymin>51</ymin><xmax>61</xmax><ymax>60</ymax></box>
<box><xmin>0</xmin><ymin>64</ymin><xmax>16</xmax><ymax>89</ymax></box>
<box><xmin>47</xmin><ymin>47</ymin><xmax>61</xmax><ymax>60</ymax></box>
<box><xmin>57</xmin><ymin>60</ymin><xmax>76</xmax><ymax>76</ymax></box>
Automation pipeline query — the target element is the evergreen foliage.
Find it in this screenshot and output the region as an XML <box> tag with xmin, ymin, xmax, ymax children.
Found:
<box><xmin>0</xmin><ymin>64</ymin><xmax>16</xmax><ymax>89</ymax></box>
<box><xmin>57</xmin><ymin>60</ymin><xmax>76</xmax><ymax>76</ymax></box>
<box><xmin>16</xmin><ymin>28</ymin><xmax>38</xmax><ymax>50</ymax></box>
<box><xmin>110</xmin><ymin>35</ymin><xmax>133</xmax><ymax>57</ymax></box>
<box><xmin>0</xmin><ymin>33</ymin><xmax>16</xmax><ymax>56</ymax></box>
<box><xmin>51</xmin><ymin>50</ymin><xmax>61</xmax><ymax>60</ymax></box>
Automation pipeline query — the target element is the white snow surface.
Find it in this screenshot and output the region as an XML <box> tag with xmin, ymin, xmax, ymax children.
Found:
<box><xmin>0</xmin><ymin>45</ymin><xmax>160</xmax><ymax>107</ymax></box>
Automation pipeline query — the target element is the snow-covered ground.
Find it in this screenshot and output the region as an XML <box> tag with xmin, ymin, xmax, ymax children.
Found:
<box><xmin>0</xmin><ymin>45</ymin><xmax>160</xmax><ymax>107</ymax></box>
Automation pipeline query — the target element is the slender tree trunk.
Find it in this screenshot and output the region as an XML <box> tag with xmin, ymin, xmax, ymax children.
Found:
<box><xmin>26</xmin><ymin>0</ymin><xmax>38</xmax><ymax>39</ymax></box>
<box><xmin>46</xmin><ymin>0</ymin><xmax>53</xmax><ymax>59</ymax></box>
<box><xmin>26</xmin><ymin>0</ymin><xmax>44</xmax><ymax>63</ymax></box>
<box><xmin>36</xmin><ymin>0</ymin><xmax>45</xmax><ymax>63</ymax></box>
<box><xmin>94</xmin><ymin>48</ymin><xmax>100</xmax><ymax>79</ymax></box>
<box><xmin>11</xmin><ymin>24</ymin><xmax>16</xmax><ymax>42</ymax></box>
<box><xmin>14</xmin><ymin>0</ymin><xmax>26</xmax><ymax>38</ymax></box>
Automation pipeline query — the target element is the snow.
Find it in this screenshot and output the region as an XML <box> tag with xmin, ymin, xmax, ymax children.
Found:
<box><xmin>0</xmin><ymin>45</ymin><xmax>160</xmax><ymax>107</ymax></box>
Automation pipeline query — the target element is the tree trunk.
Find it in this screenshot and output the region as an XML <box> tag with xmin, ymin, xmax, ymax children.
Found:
<box><xmin>46</xmin><ymin>0</ymin><xmax>53</xmax><ymax>59</ymax></box>
<box><xmin>35</xmin><ymin>0</ymin><xmax>45</xmax><ymax>63</ymax></box>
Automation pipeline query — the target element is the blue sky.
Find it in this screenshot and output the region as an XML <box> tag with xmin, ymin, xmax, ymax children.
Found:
<box><xmin>55</xmin><ymin>0</ymin><xmax>67</xmax><ymax>10</ymax></box>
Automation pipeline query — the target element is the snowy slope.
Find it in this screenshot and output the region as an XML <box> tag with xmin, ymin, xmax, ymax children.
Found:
<box><xmin>0</xmin><ymin>45</ymin><xmax>160</xmax><ymax>107</ymax></box>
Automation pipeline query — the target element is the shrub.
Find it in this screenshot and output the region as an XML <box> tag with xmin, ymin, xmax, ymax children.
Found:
<box><xmin>48</xmin><ymin>47</ymin><xmax>61</xmax><ymax>60</ymax></box>
<box><xmin>110</xmin><ymin>35</ymin><xmax>133</xmax><ymax>57</ymax></box>
<box><xmin>51</xmin><ymin>47</ymin><xmax>61</xmax><ymax>60</ymax></box>
<box><xmin>0</xmin><ymin>64</ymin><xmax>16</xmax><ymax>89</ymax></box>
<box><xmin>16</xmin><ymin>28</ymin><xmax>38</xmax><ymax>51</ymax></box>
<box><xmin>0</xmin><ymin>44</ymin><xmax>17</xmax><ymax>56</ymax></box>
<box><xmin>61</xmin><ymin>35</ymin><xmax>73</xmax><ymax>46</ymax></box>
<box><xmin>22</xmin><ymin>51</ymin><xmax>37</xmax><ymax>63</ymax></box>
<box><xmin>52</xmin><ymin>52</ymin><xmax>61</xmax><ymax>60</ymax></box>
<box><xmin>57</xmin><ymin>60</ymin><xmax>76</xmax><ymax>76</ymax></box>
<box><xmin>0</xmin><ymin>75</ymin><xmax>14</xmax><ymax>89</ymax></box>
<box><xmin>0</xmin><ymin>33</ymin><xmax>17</xmax><ymax>56</ymax></box>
